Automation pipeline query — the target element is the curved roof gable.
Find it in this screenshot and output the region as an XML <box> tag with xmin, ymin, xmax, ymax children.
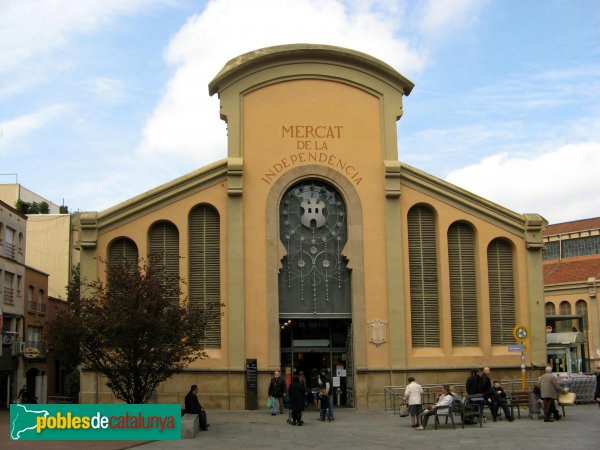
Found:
<box><xmin>208</xmin><ymin>44</ymin><xmax>414</xmax><ymax>96</ymax></box>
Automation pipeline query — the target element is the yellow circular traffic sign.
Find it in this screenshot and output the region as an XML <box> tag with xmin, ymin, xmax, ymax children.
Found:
<box><xmin>513</xmin><ymin>324</ymin><xmax>530</xmax><ymax>341</ymax></box>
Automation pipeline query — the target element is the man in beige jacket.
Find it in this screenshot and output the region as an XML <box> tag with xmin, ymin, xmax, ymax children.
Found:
<box><xmin>538</xmin><ymin>366</ymin><xmax>563</xmax><ymax>422</ymax></box>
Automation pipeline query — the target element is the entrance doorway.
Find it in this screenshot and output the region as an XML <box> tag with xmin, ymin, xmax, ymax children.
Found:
<box><xmin>280</xmin><ymin>319</ymin><xmax>352</xmax><ymax>407</ymax></box>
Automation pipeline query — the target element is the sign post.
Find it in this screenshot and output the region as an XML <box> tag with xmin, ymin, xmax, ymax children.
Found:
<box><xmin>513</xmin><ymin>324</ymin><xmax>530</xmax><ymax>391</ymax></box>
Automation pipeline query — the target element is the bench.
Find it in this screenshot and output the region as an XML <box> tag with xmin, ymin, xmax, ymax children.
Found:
<box><xmin>181</xmin><ymin>414</ymin><xmax>199</xmax><ymax>439</ymax></box>
<box><xmin>507</xmin><ymin>391</ymin><xmax>529</xmax><ymax>419</ymax></box>
<box><xmin>434</xmin><ymin>400</ymin><xmax>483</xmax><ymax>429</ymax></box>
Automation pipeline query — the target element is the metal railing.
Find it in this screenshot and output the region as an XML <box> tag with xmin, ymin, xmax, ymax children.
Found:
<box><xmin>3</xmin><ymin>241</ymin><xmax>15</xmax><ymax>258</ymax></box>
<box><xmin>3</xmin><ymin>287</ymin><xmax>14</xmax><ymax>304</ymax></box>
<box><xmin>385</xmin><ymin>376</ymin><xmax>597</xmax><ymax>413</ymax></box>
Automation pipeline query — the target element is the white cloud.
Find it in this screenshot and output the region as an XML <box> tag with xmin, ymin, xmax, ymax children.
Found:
<box><xmin>88</xmin><ymin>77</ymin><xmax>128</xmax><ymax>103</ymax></box>
<box><xmin>136</xmin><ymin>0</ymin><xmax>434</xmax><ymax>162</ymax></box>
<box><xmin>445</xmin><ymin>142</ymin><xmax>600</xmax><ymax>223</ymax></box>
<box><xmin>0</xmin><ymin>0</ymin><xmax>177</xmax><ymax>110</ymax></box>
<box><xmin>0</xmin><ymin>105</ymin><xmax>69</xmax><ymax>153</ymax></box>
<box><xmin>416</xmin><ymin>0</ymin><xmax>485</xmax><ymax>36</ymax></box>
<box><xmin>0</xmin><ymin>0</ymin><xmax>174</xmax><ymax>74</ymax></box>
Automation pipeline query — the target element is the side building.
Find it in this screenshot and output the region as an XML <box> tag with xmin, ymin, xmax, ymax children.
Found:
<box><xmin>0</xmin><ymin>200</ymin><xmax>27</xmax><ymax>407</ymax></box>
<box><xmin>78</xmin><ymin>44</ymin><xmax>548</xmax><ymax>409</ymax></box>
<box><xmin>543</xmin><ymin>217</ymin><xmax>600</xmax><ymax>374</ymax></box>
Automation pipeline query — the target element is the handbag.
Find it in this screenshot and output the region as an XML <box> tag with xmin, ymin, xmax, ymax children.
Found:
<box><xmin>398</xmin><ymin>403</ymin><xmax>409</xmax><ymax>417</ymax></box>
<box><xmin>558</xmin><ymin>391</ymin><xmax>576</xmax><ymax>406</ymax></box>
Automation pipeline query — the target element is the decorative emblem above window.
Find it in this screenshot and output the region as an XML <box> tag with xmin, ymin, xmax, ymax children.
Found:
<box><xmin>279</xmin><ymin>182</ymin><xmax>351</xmax><ymax>316</ymax></box>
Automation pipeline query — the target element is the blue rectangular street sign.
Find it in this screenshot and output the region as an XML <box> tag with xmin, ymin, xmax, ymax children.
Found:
<box><xmin>508</xmin><ymin>344</ymin><xmax>524</xmax><ymax>352</ymax></box>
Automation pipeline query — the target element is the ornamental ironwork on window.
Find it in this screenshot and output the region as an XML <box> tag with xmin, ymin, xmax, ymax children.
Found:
<box><xmin>278</xmin><ymin>181</ymin><xmax>350</xmax><ymax>317</ymax></box>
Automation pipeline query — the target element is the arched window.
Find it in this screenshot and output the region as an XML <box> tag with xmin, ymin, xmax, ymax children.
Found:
<box><xmin>108</xmin><ymin>237</ymin><xmax>138</xmax><ymax>269</ymax></box>
<box><xmin>408</xmin><ymin>204</ymin><xmax>439</xmax><ymax>347</ymax></box>
<box><xmin>487</xmin><ymin>238</ymin><xmax>516</xmax><ymax>345</ymax></box>
<box><xmin>148</xmin><ymin>221</ymin><xmax>180</xmax><ymax>302</ymax></box>
<box><xmin>575</xmin><ymin>300</ymin><xmax>588</xmax><ymax>330</ymax></box>
<box><xmin>448</xmin><ymin>222</ymin><xmax>478</xmax><ymax>346</ymax></box>
<box><xmin>559</xmin><ymin>301</ymin><xmax>572</xmax><ymax>332</ymax></box>
<box><xmin>189</xmin><ymin>204</ymin><xmax>221</xmax><ymax>348</ymax></box>
<box><xmin>278</xmin><ymin>181</ymin><xmax>350</xmax><ymax>316</ymax></box>
<box><xmin>545</xmin><ymin>302</ymin><xmax>556</xmax><ymax>316</ymax></box>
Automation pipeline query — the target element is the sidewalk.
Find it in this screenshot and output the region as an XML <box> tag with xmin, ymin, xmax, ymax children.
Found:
<box><xmin>3</xmin><ymin>404</ymin><xmax>600</xmax><ymax>449</ymax></box>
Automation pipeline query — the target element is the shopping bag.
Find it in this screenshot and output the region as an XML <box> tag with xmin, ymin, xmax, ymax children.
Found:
<box><xmin>558</xmin><ymin>391</ymin><xmax>576</xmax><ymax>406</ymax></box>
<box><xmin>399</xmin><ymin>403</ymin><xmax>409</xmax><ymax>417</ymax></box>
<box><xmin>267</xmin><ymin>396</ymin><xmax>273</xmax><ymax>409</ymax></box>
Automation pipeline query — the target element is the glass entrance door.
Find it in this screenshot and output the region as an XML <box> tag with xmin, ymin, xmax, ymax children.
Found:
<box><xmin>280</xmin><ymin>319</ymin><xmax>351</xmax><ymax>406</ymax></box>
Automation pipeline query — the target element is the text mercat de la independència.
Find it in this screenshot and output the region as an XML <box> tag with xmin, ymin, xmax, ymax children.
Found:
<box><xmin>261</xmin><ymin>125</ymin><xmax>363</xmax><ymax>185</ymax></box>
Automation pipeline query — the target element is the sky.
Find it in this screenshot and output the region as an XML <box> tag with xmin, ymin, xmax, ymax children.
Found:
<box><xmin>1</xmin><ymin>0</ymin><xmax>599</xmax><ymax>225</ymax></box>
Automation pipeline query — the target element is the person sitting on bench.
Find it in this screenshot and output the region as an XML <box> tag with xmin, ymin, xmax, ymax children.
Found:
<box><xmin>184</xmin><ymin>385</ymin><xmax>209</xmax><ymax>431</ymax></box>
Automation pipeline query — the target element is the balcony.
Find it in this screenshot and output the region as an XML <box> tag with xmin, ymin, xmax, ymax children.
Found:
<box><xmin>3</xmin><ymin>287</ymin><xmax>14</xmax><ymax>304</ymax></box>
<box><xmin>37</xmin><ymin>303</ymin><xmax>47</xmax><ymax>315</ymax></box>
<box><xmin>27</xmin><ymin>300</ymin><xmax>37</xmax><ymax>313</ymax></box>
<box><xmin>3</xmin><ymin>241</ymin><xmax>15</xmax><ymax>259</ymax></box>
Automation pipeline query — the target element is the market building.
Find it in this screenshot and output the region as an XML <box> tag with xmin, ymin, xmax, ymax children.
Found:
<box><xmin>77</xmin><ymin>44</ymin><xmax>548</xmax><ymax>409</ymax></box>
<box><xmin>543</xmin><ymin>217</ymin><xmax>600</xmax><ymax>375</ymax></box>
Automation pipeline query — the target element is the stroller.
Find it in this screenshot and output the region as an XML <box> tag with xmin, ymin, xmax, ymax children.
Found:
<box><xmin>528</xmin><ymin>387</ymin><xmax>543</xmax><ymax>420</ymax></box>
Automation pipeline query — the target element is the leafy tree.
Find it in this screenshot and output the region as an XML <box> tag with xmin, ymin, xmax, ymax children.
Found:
<box><xmin>15</xmin><ymin>199</ymin><xmax>30</xmax><ymax>214</ymax></box>
<box><xmin>14</xmin><ymin>199</ymin><xmax>50</xmax><ymax>214</ymax></box>
<box><xmin>47</xmin><ymin>255</ymin><xmax>215</xmax><ymax>404</ymax></box>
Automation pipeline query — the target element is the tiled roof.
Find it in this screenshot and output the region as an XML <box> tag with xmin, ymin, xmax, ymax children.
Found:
<box><xmin>544</xmin><ymin>256</ymin><xmax>600</xmax><ymax>284</ymax></box>
<box><xmin>544</xmin><ymin>217</ymin><xmax>600</xmax><ymax>236</ymax></box>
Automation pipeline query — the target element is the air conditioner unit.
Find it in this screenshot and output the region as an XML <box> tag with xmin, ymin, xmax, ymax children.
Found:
<box><xmin>2</xmin><ymin>331</ymin><xmax>17</xmax><ymax>345</ymax></box>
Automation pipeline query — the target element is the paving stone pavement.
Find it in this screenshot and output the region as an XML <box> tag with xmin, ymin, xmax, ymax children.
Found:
<box><xmin>139</xmin><ymin>404</ymin><xmax>600</xmax><ymax>450</ymax></box>
<box><xmin>2</xmin><ymin>404</ymin><xmax>599</xmax><ymax>449</ymax></box>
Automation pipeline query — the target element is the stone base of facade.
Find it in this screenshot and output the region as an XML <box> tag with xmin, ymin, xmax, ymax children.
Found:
<box><xmin>80</xmin><ymin>366</ymin><xmax>545</xmax><ymax>410</ymax></box>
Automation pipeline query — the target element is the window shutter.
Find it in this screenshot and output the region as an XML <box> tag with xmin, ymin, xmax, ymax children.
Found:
<box><xmin>448</xmin><ymin>222</ymin><xmax>478</xmax><ymax>346</ymax></box>
<box><xmin>149</xmin><ymin>221</ymin><xmax>180</xmax><ymax>302</ymax></box>
<box><xmin>487</xmin><ymin>238</ymin><xmax>515</xmax><ymax>345</ymax></box>
<box><xmin>408</xmin><ymin>205</ymin><xmax>439</xmax><ymax>347</ymax></box>
<box><xmin>108</xmin><ymin>237</ymin><xmax>138</xmax><ymax>269</ymax></box>
<box><xmin>189</xmin><ymin>205</ymin><xmax>221</xmax><ymax>348</ymax></box>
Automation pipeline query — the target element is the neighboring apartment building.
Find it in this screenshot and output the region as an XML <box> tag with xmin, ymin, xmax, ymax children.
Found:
<box><xmin>24</xmin><ymin>265</ymin><xmax>49</xmax><ymax>403</ymax></box>
<box><xmin>0</xmin><ymin>184</ymin><xmax>60</xmax><ymax>214</ymax></box>
<box><xmin>0</xmin><ymin>200</ymin><xmax>27</xmax><ymax>407</ymax></box>
<box><xmin>0</xmin><ymin>184</ymin><xmax>78</xmax><ymax>301</ymax></box>
<box><xmin>543</xmin><ymin>217</ymin><xmax>600</xmax><ymax>374</ymax></box>
<box><xmin>26</xmin><ymin>214</ymin><xmax>79</xmax><ymax>300</ymax></box>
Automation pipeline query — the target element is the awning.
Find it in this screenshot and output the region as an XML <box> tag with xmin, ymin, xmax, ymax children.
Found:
<box><xmin>546</xmin><ymin>332</ymin><xmax>586</xmax><ymax>345</ymax></box>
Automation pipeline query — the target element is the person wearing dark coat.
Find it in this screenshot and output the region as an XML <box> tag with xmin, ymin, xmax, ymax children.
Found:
<box><xmin>288</xmin><ymin>375</ymin><xmax>307</xmax><ymax>425</ymax></box>
<box><xmin>184</xmin><ymin>385</ymin><xmax>209</xmax><ymax>430</ymax></box>
<box><xmin>465</xmin><ymin>369</ymin><xmax>482</xmax><ymax>395</ymax></box>
<box><xmin>268</xmin><ymin>370</ymin><xmax>286</xmax><ymax>415</ymax></box>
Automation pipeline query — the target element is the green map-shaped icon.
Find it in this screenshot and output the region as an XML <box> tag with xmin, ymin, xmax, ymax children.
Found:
<box><xmin>10</xmin><ymin>404</ymin><xmax>49</xmax><ymax>440</ymax></box>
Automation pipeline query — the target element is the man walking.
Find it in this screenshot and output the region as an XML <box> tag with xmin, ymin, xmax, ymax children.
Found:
<box><xmin>539</xmin><ymin>366</ymin><xmax>563</xmax><ymax>422</ymax></box>
<box><xmin>268</xmin><ymin>369</ymin><xmax>286</xmax><ymax>415</ymax></box>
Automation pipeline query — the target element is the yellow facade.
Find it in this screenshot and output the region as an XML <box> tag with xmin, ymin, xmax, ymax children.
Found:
<box><xmin>78</xmin><ymin>45</ymin><xmax>548</xmax><ymax>409</ymax></box>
